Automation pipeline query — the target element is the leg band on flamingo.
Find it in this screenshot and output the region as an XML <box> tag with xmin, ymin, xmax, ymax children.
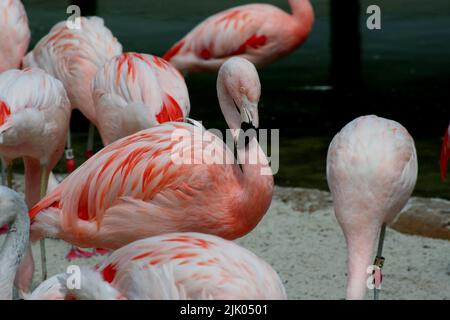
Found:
<box><xmin>373</xmin><ymin>223</ymin><xmax>387</xmax><ymax>300</ymax></box>
<box><xmin>65</xmin><ymin>129</ymin><xmax>76</xmax><ymax>173</ymax></box>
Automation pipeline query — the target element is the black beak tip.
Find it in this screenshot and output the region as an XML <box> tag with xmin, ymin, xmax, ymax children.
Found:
<box><xmin>240</xmin><ymin>121</ymin><xmax>257</xmax><ymax>132</ymax></box>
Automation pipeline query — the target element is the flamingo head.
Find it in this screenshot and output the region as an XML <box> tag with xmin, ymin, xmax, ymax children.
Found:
<box><xmin>218</xmin><ymin>57</ymin><xmax>260</xmax><ymax>138</ymax></box>
<box><xmin>440</xmin><ymin>125</ymin><xmax>450</xmax><ymax>181</ymax></box>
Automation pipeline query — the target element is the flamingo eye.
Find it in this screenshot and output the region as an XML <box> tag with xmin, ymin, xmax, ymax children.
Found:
<box><xmin>239</xmin><ymin>86</ymin><xmax>247</xmax><ymax>94</ymax></box>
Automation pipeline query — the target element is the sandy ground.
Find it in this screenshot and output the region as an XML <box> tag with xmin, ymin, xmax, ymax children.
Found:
<box><xmin>3</xmin><ymin>174</ymin><xmax>450</xmax><ymax>300</ymax></box>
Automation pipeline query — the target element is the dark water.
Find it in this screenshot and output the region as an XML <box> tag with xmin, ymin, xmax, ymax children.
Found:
<box><xmin>20</xmin><ymin>0</ymin><xmax>450</xmax><ymax>198</ymax></box>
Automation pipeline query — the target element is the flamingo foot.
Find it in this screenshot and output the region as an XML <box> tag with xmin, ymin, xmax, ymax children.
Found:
<box><xmin>93</xmin><ymin>248</ymin><xmax>111</xmax><ymax>256</ymax></box>
<box><xmin>65</xmin><ymin>247</ymin><xmax>95</xmax><ymax>260</ymax></box>
<box><xmin>0</xmin><ymin>224</ymin><xmax>8</xmax><ymax>235</ymax></box>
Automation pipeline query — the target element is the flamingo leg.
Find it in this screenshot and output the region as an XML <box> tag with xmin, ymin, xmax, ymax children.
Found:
<box><xmin>62</xmin><ymin>124</ymin><xmax>82</xmax><ymax>266</ymax></box>
<box><xmin>65</xmin><ymin>129</ymin><xmax>76</xmax><ymax>173</ymax></box>
<box><xmin>7</xmin><ymin>161</ymin><xmax>13</xmax><ymax>188</ymax></box>
<box><xmin>0</xmin><ymin>159</ymin><xmax>8</xmax><ymax>229</ymax></box>
<box><xmin>39</xmin><ymin>164</ymin><xmax>49</xmax><ymax>281</ymax></box>
<box><xmin>86</xmin><ymin>123</ymin><xmax>95</xmax><ymax>159</ymax></box>
<box><xmin>1</xmin><ymin>159</ymin><xmax>5</xmax><ymax>186</ymax></box>
<box><xmin>0</xmin><ymin>160</ymin><xmax>10</xmax><ymax>234</ymax></box>
<box><xmin>373</xmin><ymin>223</ymin><xmax>387</xmax><ymax>300</ymax></box>
<box><xmin>67</xmin><ymin>128</ymin><xmax>72</xmax><ymax>150</ymax></box>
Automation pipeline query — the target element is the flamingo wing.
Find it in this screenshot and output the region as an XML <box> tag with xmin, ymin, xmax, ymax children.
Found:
<box><xmin>163</xmin><ymin>5</ymin><xmax>278</xmax><ymax>64</ymax></box>
<box><xmin>22</xmin><ymin>17</ymin><xmax>122</xmax><ymax>123</ymax></box>
<box><xmin>0</xmin><ymin>68</ymin><xmax>71</xmax><ymax>158</ymax></box>
<box><xmin>30</xmin><ymin>233</ymin><xmax>286</xmax><ymax>299</ymax></box>
<box><xmin>31</xmin><ymin>124</ymin><xmax>183</xmax><ymax>223</ymax></box>
<box><xmin>95</xmin><ymin>233</ymin><xmax>287</xmax><ymax>300</ymax></box>
<box><xmin>92</xmin><ymin>53</ymin><xmax>189</xmax><ymax>144</ymax></box>
<box><xmin>30</xmin><ymin>123</ymin><xmax>238</xmax><ymax>245</ymax></box>
<box><xmin>93</xmin><ymin>53</ymin><xmax>163</xmax><ymax>144</ymax></box>
<box><xmin>0</xmin><ymin>68</ymin><xmax>69</xmax><ymax>114</ymax></box>
<box><xmin>146</xmin><ymin>55</ymin><xmax>191</xmax><ymax>118</ymax></box>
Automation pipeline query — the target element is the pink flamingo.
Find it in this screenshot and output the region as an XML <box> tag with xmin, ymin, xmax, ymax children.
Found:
<box><xmin>439</xmin><ymin>125</ymin><xmax>450</xmax><ymax>180</ymax></box>
<box><xmin>22</xmin><ymin>16</ymin><xmax>122</xmax><ymax>165</ymax></box>
<box><xmin>6</xmin><ymin>186</ymin><xmax>277</xmax><ymax>300</ymax></box>
<box><xmin>0</xmin><ymin>68</ymin><xmax>71</xmax><ymax>208</ymax></box>
<box><xmin>327</xmin><ymin>115</ymin><xmax>418</xmax><ymax>300</ymax></box>
<box><xmin>92</xmin><ymin>52</ymin><xmax>190</xmax><ymax>145</ymax></box>
<box><xmin>28</xmin><ymin>57</ymin><xmax>272</xmax><ymax>273</ymax></box>
<box><xmin>54</xmin><ymin>53</ymin><xmax>190</xmax><ymax>254</ymax></box>
<box><xmin>0</xmin><ymin>0</ymin><xmax>30</xmax><ymax>73</ymax></box>
<box><xmin>0</xmin><ymin>68</ymin><xmax>71</xmax><ymax>293</ymax></box>
<box><xmin>163</xmin><ymin>0</ymin><xmax>314</xmax><ymax>73</ymax></box>
<box><xmin>0</xmin><ymin>0</ymin><xmax>30</xmax><ymax>216</ymax></box>
<box><xmin>26</xmin><ymin>233</ymin><xmax>286</xmax><ymax>300</ymax></box>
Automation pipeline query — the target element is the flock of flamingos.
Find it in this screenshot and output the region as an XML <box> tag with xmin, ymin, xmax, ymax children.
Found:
<box><xmin>0</xmin><ymin>0</ymin><xmax>446</xmax><ymax>300</ymax></box>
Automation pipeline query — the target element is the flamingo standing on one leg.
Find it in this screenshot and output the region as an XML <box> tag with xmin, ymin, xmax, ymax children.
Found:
<box><xmin>0</xmin><ymin>68</ymin><xmax>71</xmax><ymax>294</ymax></box>
<box><xmin>163</xmin><ymin>0</ymin><xmax>314</xmax><ymax>73</ymax></box>
<box><xmin>0</xmin><ymin>0</ymin><xmax>30</xmax><ymax>194</ymax></box>
<box><xmin>0</xmin><ymin>0</ymin><xmax>30</xmax><ymax>73</ymax></box>
<box><xmin>326</xmin><ymin>115</ymin><xmax>418</xmax><ymax>300</ymax></box>
<box><xmin>0</xmin><ymin>0</ymin><xmax>59</xmax><ymax>193</ymax></box>
<box><xmin>92</xmin><ymin>52</ymin><xmax>190</xmax><ymax>145</ymax></box>
<box><xmin>29</xmin><ymin>57</ymin><xmax>272</xmax><ymax>259</ymax></box>
<box><xmin>22</xmin><ymin>16</ymin><xmax>122</xmax><ymax>166</ymax></box>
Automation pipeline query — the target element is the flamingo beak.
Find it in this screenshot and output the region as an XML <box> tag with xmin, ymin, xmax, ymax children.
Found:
<box><xmin>241</xmin><ymin>96</ymin><xmax>259</xmax><ymax>129</ymax></box>
<box><xmin>440</xmin><ymin>128</ymin><xmax>450</xmax><ymax>181</ymax></box>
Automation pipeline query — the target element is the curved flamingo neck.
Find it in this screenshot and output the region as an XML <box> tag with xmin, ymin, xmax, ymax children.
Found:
<box><xmin>234</xmin><ymin>137</ymin><xmax>274</xmax><ymax>237</ymax></box>
<box><xmin>344</xmin><ymin>227</ymin><xmax>378</xmax><ymax>300</ymax></box>
<box><xmin>216</xmin><ymin>65</ymin><xmax>273</xmax><ymax>238</ymax></box>
<box><xmin>288</xmin><ymin>0</ymin><xmax>315</xmax><ymax>32</ymax></box>
<box><xmin>0</xmin><ymin>198</ymin><xmax>29</xmax><ymax>300</ymax></box>
<box><xmin>217</xmin><ymin>76</ymin><xmax>241</xmax><ymax>134</ymax></box>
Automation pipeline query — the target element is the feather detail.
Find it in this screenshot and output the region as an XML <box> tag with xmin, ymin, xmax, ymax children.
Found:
<box><xmin>163</xmin><ymin>2</ymin><xmax>314</xmax><ymax>72</ymax></box>
<box><xmin>22</xmin><ymin>16</ymin><xmax>122</xmax><ymax>124</ymax></box>
<box><xmin>93</xmin><ymin>52</ymin><xmax>190</xmax><ymax>144</ymax></box>
<box><xmin>0</xmin><ymin>0</ymin><xmax>30</xmax><ymax>72</ymax></box>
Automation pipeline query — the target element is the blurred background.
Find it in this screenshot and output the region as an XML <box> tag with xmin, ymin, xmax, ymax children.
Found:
<box><xmin>21</xmin><ymin>0</ymin><xmax>450</xmax><ymax>198</ymax></box>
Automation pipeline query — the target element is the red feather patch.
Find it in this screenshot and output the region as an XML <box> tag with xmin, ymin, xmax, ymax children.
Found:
<box><xmin>0</xmin><ymin>101</ymin><xmax>11</xmax><ymax>126</ymax></box>
<box><xmin>101</xmin><ymin>263</ymin><xmax>117</xmax><ymax>283</ymax></box>
<box><xmin>163</xmin><ymin>40</ymin><xmax>185</xmax><ymax>61</ymax></box>
<box><xmin>156</xmin><ymin>95</ymin><xmax>184</xmax><ymax>123</ymax></box>
<box><xmin>233</xmin><ymin>34</ymin><xmax>268</xmax><ymax>56</ymax></box>
<box><xmin>199</xmin><ymin>49</ymin><xmax>212</xmax><ymax>60</ymax></box>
